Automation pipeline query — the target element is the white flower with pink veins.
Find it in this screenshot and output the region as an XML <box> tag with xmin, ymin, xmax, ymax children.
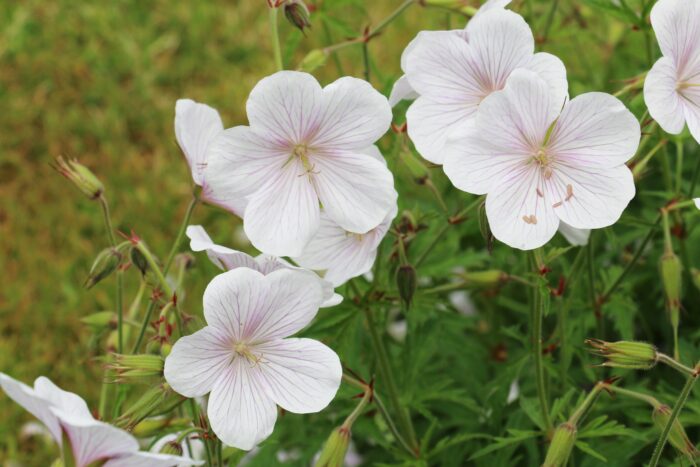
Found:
<box><xmin>644</xmin><ymin>0</ymin><xmax>700</xmax><ymax>143</ymax></box>
<box><xmin>443</xmin><ymin>70</ymin><xmax>640</xmax><ymax>250</ymax></box>
<box><xmin>204</xmin><ymin>71</ymin><xmax>397</xmax><ymax>257</ymax></box>
<box><xmin>390</xmin><ymin>2</ymin><xmax>567</xmax><ymax>165</ymax></box>
<box><xmin>164</xmin><ymin>268</ymin><xmax>342</xmax><ymax>450</ymax></box>
<box><xmin>0</xmin><ymin>374</ymin><xmax>200</xmax><ymax>467</ymax></box>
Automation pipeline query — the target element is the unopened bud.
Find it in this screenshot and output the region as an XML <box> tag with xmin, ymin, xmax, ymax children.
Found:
<box><xmin>315</xmin><ymin>426</ymin><xmax>350</xmax><ymax>467</ymax></box>
<box><xmin>81</xmin><ymin>311</ymin><xmax>117</xmax><ymax>330</ymax></box>
<box><xmin>586</xmin><ymin>339</ymin><xmax>658</xmax><ymax>370</ymax></box>
<box><xmin>108</xmin><ymin>353</ymin><xmax>164</xmax><ymax>382</ymax></box>
<box><xmin>660</xmin><ymin>251</ymin><xmax>682</xmax><ymax>325</ymax></box>
<box><xmin>543</xmin><ymin>422</ymin><xmax>577</xmax><ymax>467</ymax></box>
<box><xmin>462</xmin><ymin>270</ymin><xmax>506</xmax><ymax>287</ymax></box>
<box><xmin>652</xmin><ymin>404</ymin><xmax>699</xmax><ymax>461</ymax></box>
<box><xmin>131</xmin><ymin>247</ymin><xmax>150</xmax><ymax>276</ymax></box>
<box><xmin>160</xmin><ymin>342</ymin><xmax>172</xmax><ymax>358</ymax></box>
<box><xmin>284</xmin><ymin>0</ymin><xmax>311</xmax><ymax>34</ymax></box>
<box><xmin>396</xmin><ymin>264</ymin><xmax>416</xmax><ymax>308</ymax></box>
<box><xmin>174</xmin><ymin>253</ymin><xmax>195</xmax><ymax>270</ymax></box>
<box><xmin>131</xmin><ymin>417</ymin><xmax>191</xmax><ymax>437</ymax></box>
<box><xmin>298</xmin><ymin>49</ymin><xmax>327</xmax><ymax>73</ymax></box>
<box><xmin>401</xmin><ymin>150</ymin><xmax>429</xmax><ymax>180</ymax></box>
<box><xmin>84</xmin><ymin>247</ymin><xmax>122</xmax><ymax>289</ymax></box>
<box><xmin>160</xmin><ymin>440</ymin><xmax>184</xmax><ymax>456</ymax></box>
<box><xmin>52</xmin><ymin>156</ymin><xmax>104</xmax><ymax>200</ymax></box>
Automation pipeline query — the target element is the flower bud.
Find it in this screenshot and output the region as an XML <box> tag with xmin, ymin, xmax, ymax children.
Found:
<box><xmin>52</xmin><ymin>156</ymin><xmax>104</xmax><ymax>200</ymax></box>
<box><xmin>652</xmin><ymin>404</ymin><xmax>699</xmax><ymax>461</ymax></box>
<box><xmin>130</xmin><ymin>246</ymin><xmax>150</xmax><ymax>276</ymax></box>
<box><xmin>585</xmin><ymin>339</ymin><xmax>658</xmax><ymax>369</ymax></box>
<box><xmin>116</xmin><ymin>384</ymin><xmax>174</xmax><ymax>430</ymax></box>
<box><xmin>131</xmin><ymin>416</ymin><xmax>191</xmax><ymax>437</ymax></box>
<box><xmin>462</xmin><ymin>270</ymin><xmax>506</xmax><ymax>288</ymax></box>
<box><xmin>660</xmin><ymin>251</ymin><xmax>682</xmax><ymax>329</ymax></box>
<box><xmin>396</xmin><ymin>263</ymin><xmax>416</xmax><ymax>308</ymax></box>
<box><xmin>160</xmin><ymin>440</ymin><xmax>184</xmax><ymax>456</ymax></box>
<box><xmin>284</xmin><ymin>0</ymin><xmax>311</xmax><ymax>34</ymax></box>
<box><xmin>543</xmin><ymin>422</ymin><xmax>577</xmax><ymax>467</ymax></box>
<box><xmin>84</xmin><ymin>247</ymin><xmax>122</xmax><ymax>289</ymax></box>
<box><xmin>315</xmin><ymin>426</ymin><xmax>350</xmax><ymax>467</ymax></box>
<box><xmin>108</xmin><ymin>353</ymin><xmax>164</xmax><ymax>383</ymax></box>
<box><xmin>81</xmin><ymin>311</ymin><xmax>117</xmax><ymax>330</ymax></box>
<box><xmin>298</xmin><ymin>49</ymin><xmax>327</xmax><ymax>73</ymax></box>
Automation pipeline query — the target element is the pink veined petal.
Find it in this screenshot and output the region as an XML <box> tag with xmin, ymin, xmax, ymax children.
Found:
<box><xmin>104</xmin><ymin>452</ymin><xmax>203</xmax><ymax>467</ymax></box>
<box><xmin>486</xmin><ymin>164</ymin><xmax>560</xmax><ymax>251</ymax></box>
<box><xmin>545</xmin><ymin>164</ymin><xmax>636</xmax><ymax>229</ymax></box>
<box><xmin>389</xmin><ymin>74</ymin><xmax>419</xmax><ymax>107</ymax></box>
<box><xmin>548</xmin><ymin>92</ymin><xmax>641</xmax><ymax>169</ymax></box>
<box><xmin>557</xmin><ymin>222</ymin><xmax>590</xmax><ymax>246</ymax></box>
<box><xmin>253</xmin><ymin>254</ymin><xmax>293</xmax><ymax>275</ymax></box>
<box><xmin>0</xmin><ymin>373</ymin><xmax>63</xmax><ymax>445</ymax></box>
<box><xmin>243</xmin><ymin>157</ymin><xmax>320</xmax><ymax>257</ymax></box>
<box><xmin>361</xmin><ymin>144</ymin><xmax>387</xmax><ymax>165</ymax></box>
<box><xmin>33</xmin><ymin>377</ymin><xmax>92</xmax><ymax>421</ymax></box>
<box><xmin>443</xmin><ymin>121</ymin><xmax>529</xmax><ymax>195</ymax></box>
<box><xmin>253</xmin><ymin>338</ymin><xmax>342</xmax><ymax>414</ymax></box>
<box><xmin>650</xmin><ymin>0</ymin><xmax>700</xmax><ymax>71</ymax></box>
<box><xmin>207</xmin><ymin>359</ymin><xmax>278</xmax><ymax>451</ymax></box>
<box><xmin>312</xmin><ymin>151</ymin><xmax>397</xmax><ymax>234</ymax></box>
<box><xmin>205</xmin><ymin>125</ymin><xmax>291</xmax><ymax>217</ymax></box>
<box><xmin>246</xmin><ymin>71</ymin><xmax>324</xmax><ymax>145</ymax></box>
<box><xmin>186</xmin><ymin>225</ymin><xmax>259</xmax><ymax>272</ymax></box>
<box><xmin>245</xmin><ymin>268</ymin><xmax>324</xmax><ymax>342</ymax></box>
<box><xmin>202</xmin><ymin>268</ymin><xmax>268</xmax><ymax>342</ymax></box>
<box><xmin>476</xmin><ymin>69</ymin><xmax>556</xmax><ymax>153</ymax></box>
<box><xmin>51</xmin><ymin>410</ymin><xmax>139</xmax><ymax>467</ymax></box>
<box><xmin>293</xmin><ymin>208</ymin><xmax>395</xmax><ymax>287</ymax></box>
<box><xmin>311</xmin><ymin>77</ymin><xmax>392</xmax><ymax>150</ymax></box>
<box><xmin>681</xmin><ymin>82</ymin><xmax>700</xmax><ymax>144</ymax></box>
<box><xmin>465</xmin><ymin>9</ymin><xmax>535</xmax><ymax>90</ymax></box>
<box><xmin>174</xmin><ymin>99</ymin><xmax>223</xmax><ymax>186</ymax></box>
<box><xmin>523</xmin><ymin>52</ymin><xmax>569</xmax><ymax>116</ymax></box>
<box><xmin>644</xmin><ymin>57</ymin><xmax>686</xmax><ymax>135</ymax></box>
<box><xmin>163</xmin><ymin>327</ymin><xmax>234</xmax><ymax>398</ymax></box>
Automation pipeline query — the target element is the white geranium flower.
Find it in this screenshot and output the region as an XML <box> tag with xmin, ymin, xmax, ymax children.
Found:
<box><xmin>163</xmin><ymin>268</ymin><xmax>343</xmax><ymax>450</ymax></box>
<box><xmin>443</xmin><ymin>70</ymin><xmax>639</xmax><ymax>250</ymax></box>
<box><xmin>185</xmin><ymin>225</ymin><xmax>342</xmax><ymax>307</ymax></box>
<box><xmin>558</xmin><ymin>222</ymin><xmax>590</xmax><ymax>246</ymax></box>
<box><xmin>0</xmin><ymin>373</ymin><xmax>199</xmax><ymax>467</ymax></box>
<box><xmin>205</xmin><ymin>71</ymin><xmax>397</xmax><ymax>257</ymax></box>
<box><xmin>292</xmin><ymin>204</ymin><xmax>396</xmax><ymax>287</ymax></box>
<box><xmin>391</xmin><ymin>6</ymin><xmax>567</xmax><ymax>164</ymax></box>
<box><xmin>644</xmin><ymin>0</ymin><xmax>700</xmax><ymax>143</ymax></box>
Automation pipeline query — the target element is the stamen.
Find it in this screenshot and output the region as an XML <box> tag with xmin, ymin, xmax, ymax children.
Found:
<box><xmin>552</xmin><ymin>201</ymin><xmax>563</xmax><ymax>208</ymax></box>
<box><xmin>536</xmin><ymin>188</ymin><xmax>544</xmax><ymax>198</ymax></box>
<box><xmin>522</xmin><ymin>215</ymin><xmax>538</xmax><ymax>225</ymax></box>
<box><xmin>544</xmin><ymin>168</ymin><xmax>553</xmax><ymax>180</ymax></box>
<box><xmin>565</xmin><ymin>184</ymin><xmax>574</xmax><ymax>201</ymax></box>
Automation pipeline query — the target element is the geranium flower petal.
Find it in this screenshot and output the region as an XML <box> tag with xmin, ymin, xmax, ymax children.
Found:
<box><xmin>0</xmin><ymin>373</ymin><xmax>63</xmax><ymax>444</ymax></box>
<box><xmin>186</xmin><ymin>225</ymin><xmax>259</xmax><ymax>271</ymax></box>
<box><xmin>243</xmin><ymin>158</ymin><xmax>320</xmax><ymax>257</ymax></box>
<box><xmin>246</xmin><ymin>268</ymin><xmax>324</xmax><ymax>342</ymax></box>
<box><xmin>208</xmin><ymin>359</ymin><xmax>277</xmax><ymax>451</ymax></box>
<box><xmin>644</xmin><ymin>57</ymin><xmax>687</xmax><ymax>135</ymax></box>
<box><xmin>558</xmin><ymin>222</ymin><xmax>590</xmax><ymax>246</ymax></box>
<box><xmin>682</xmin><ymin>84</ymin><xmax>700</xmax><ymax>143</ymax></box>
<box><xmin>254</xmin><ymin>338</ymin><xmax>342</xmax><ymax>414</ymax></box>
<box><xmin>205</xmin><ymin>125</ymin><xmax>291</xmax><ymax>216</ymax></box>
<box><xmin>523</xmin><ymin>52</ymin><xmax>569</xmax><ymax>115</ymax></box>
<box><xmin>312</xmin><ymin>151</ymin><xmax>396</xmax><ymax>234</ymax></box>
<box><xmin>548</xmin><ymin>92</ymin><xmax>640</xmax><ymax>169</ymax></box>
<box><xmin>388</xmin><ymin>74</ymin><xmax>418</xmax><ymax>107</ymax></box>
<box><xmin>650</xmin><ymin>0</ymin><xmax>700</xmax><ymax>67</ymax></box>
<box><xmin>246</xmin><ymin>71</ymin><xmax>324</xmax><ymax>144</ymax></box>
<box><xmin>164</xmin><ymin>327</ymin><xmax>234</xmax><ymax>398</ymax></box>
<box><xmin>33</xmin><ymin>377</ymin><xmax>93</xmax><ymax>421</ymax></box>
<box><xmin>546</xmin><ymin>164</ymin><xmax>635</xmax><ymax>229</ymax></box>
<box><xmin>486</xmin><ymin>165</ymin><xmax>560</xmax><ymax>250</ymax></box>
<box><xmin>174</xmin><ymin>99</ymin><xmax>223</xmax><ymax>186</ymax></box>
<box><xmin>312</xmin><ymin>77</ymin><xmax>392</xmax><ymax>150</ymax></box>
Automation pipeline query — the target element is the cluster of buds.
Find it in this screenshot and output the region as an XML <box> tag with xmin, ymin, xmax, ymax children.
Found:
<box><xmin>116</xmin><ymin>383</ymin><xmax>183</xmax><ymax>430</ymax></box>
<box><xmin>107</xmin><ymin>353</ymin><xmax>164</xmax><ymax>383</ymax></box>
<box><xmin>131</xmin><ymin>416</ymin><xmax>191</xmax><ymax>438</ymax></box>
<box><xmin>543</xmin><ymin>422</ymin><xmax>577</xmax><ymax>467</ymax></box>
<box><xmin>586</xmin><ymin>339</ymin><xmax>658</xmax><ymax>370</ymax></box>
<box><xmin>652</xmin><ymin>404</ymin><xmax>699</xmax><ymax>461</ymax></box>
<box><xmin>52</xmin><ymin>156</ymin><xmax>104</xmax><ymax>200</ymax></box>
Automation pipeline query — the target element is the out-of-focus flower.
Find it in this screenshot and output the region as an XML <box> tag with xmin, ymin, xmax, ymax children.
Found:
<box><xmin>186</xmin><ymin>225</ymin><xmax>342</xmax><ymax>306</ymax></box>
<box><xmin>164</xmin><ymin>268</ymin><xmax>342</xmax><ymax>450</ymax></box>
<box><xmin>0</xmin><ymin>373</ymin><xmax>199</xmax><ymax>467</ymax></box>
<box><xmin>643</xmin><ymin>0</ymin><xmax>700</xmax><ymax>143</ymax></box>
<box><xmin>205</xmin><ymin>71</ymin><xmax>397</xmax><ymax>257</ymax></box>
<box><xmin>443</xmin><ymin>70</ymin><xmax>639</xmax><ymax>250</ymax></box>
<box><xmin>391</xmin><ymin>6</ymin><xmax>567</xmax><ymax>165</ymax></box>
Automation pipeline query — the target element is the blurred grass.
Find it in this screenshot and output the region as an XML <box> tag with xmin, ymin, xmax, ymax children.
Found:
<box><xmin>0</xmin><ymin>0</ymin><xmax>667</xmax><ymax>463</ymax></box>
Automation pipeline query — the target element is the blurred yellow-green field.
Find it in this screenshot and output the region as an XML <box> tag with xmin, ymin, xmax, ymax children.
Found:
<box><xmin>0</xmin><ymin>0</ymin><xmax>667</xmax><ymax>464</ymax></box>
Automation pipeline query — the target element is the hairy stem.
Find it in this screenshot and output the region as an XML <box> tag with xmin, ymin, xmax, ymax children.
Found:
<box><xmin>163</xmin><ymin>192</ymin><xmax>198</xmax><ymax>275</ymax></box>
<box><xmin>269</xmin><ymin>5</ymin><xmax>283</xmax><ymax>71</ymax></box>
<box><xmin>530</xmin><ymin>251</ymin><xmax>553</xmax><ymax>435</ymax></box>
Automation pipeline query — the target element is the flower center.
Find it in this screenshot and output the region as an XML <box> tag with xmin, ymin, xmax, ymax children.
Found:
<box><xmin>532</xmin><ymin>148</ymin><xmax>554</xmax><ymax>180</ymax></box>
<box><xmin>293</xmin><ymin>143</ymin><xmax>316</xmax><ymax>174</ymax></box>
<box><xmin>677</xmin><ymin>81</ymin><xmax>700</xmax><ymax>91</ymax></box>
<box><xmin>233</xmin><ymin>342</ymin><xmax>261</xmax><ymax>365</ymax></box>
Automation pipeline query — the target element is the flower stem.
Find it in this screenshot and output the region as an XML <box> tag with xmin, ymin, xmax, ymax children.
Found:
<box><xmin>370</xmin><ymin>0</ymin><xmax>415</xmax><ymax>37</ymax></box>
<box><xmin>568</xmin><ymin>382</ymin><xmax>604</xmax><ymax>426</ymax></box>
<box><xmin>675</xmin><ymin>140</ymin><xmax>684</xmax><ymax>195</ymax></box>
<box><xmin>604</xmin><ymin>384</ymin><xmax>661</xmax><ymax>408</ymax></box>
<box><xmin>657</xmin><ymin>353</ymin><xmax>696</xmax><ymax>376</ymax></box>
<box><xmin>530</xmin><ymin>251</ymin><xmax>553</xmax><ymax>436</ymax></box>
<box><xmin>268</xmin><ymin>5</ymin><xmax>283</xmax><ymax>71</ymax></box>
<box><xmin>361</xmin><ymin>305</ymin><xmax>419</xmax><ymax>455</ymax></box>
<box><xmin>649</xmin><ymin>370</ymin><xmax>698</xmax><ymax>466</ymax></box>
<box><xmin>598</xmin><ymin>214</ymin><xmax>661</xmax><ymax>306</ymax></box>
<box><xmin>163</xmin><ymin>192</ymin><xmax>198</xmax><ymax>276</ymax></box>
<box><xmin>99</xmin><ymin>195</ymin><xmax>123</xmax><ymax>353</ymax></box>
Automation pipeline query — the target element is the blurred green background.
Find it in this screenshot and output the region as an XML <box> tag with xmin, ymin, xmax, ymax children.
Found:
<box><xmin>0</xmin><ymin>0</ymin><xmax>689</xmax><ymax>464</ymax></box>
